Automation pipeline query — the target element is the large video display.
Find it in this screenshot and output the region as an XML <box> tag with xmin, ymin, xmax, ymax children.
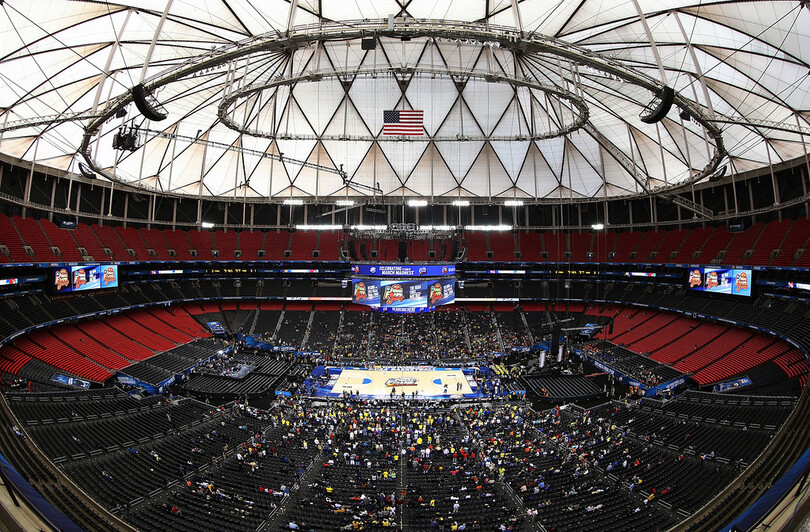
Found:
<box><xmin>52</xmin><ymin>264</ymin><xmax>118</xmax><ymax>293</ymax></box>
<box><xmin>352</xmin><ymin>264</ymin><xmax>455</xmax><ymax>277</ymax></box>
<box><xmin>687</xmin><ymin>267</ymin><xmax>751</xmax><ymax>297</ymax></box>
<box><xmin>352</xmin><ymin>279</ymin><xmax>455</xmax><ymax>313</ymax></box>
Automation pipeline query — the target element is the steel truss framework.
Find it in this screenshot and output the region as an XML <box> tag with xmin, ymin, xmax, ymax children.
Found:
<box><xmin>0</xmin><ymin>2</ymin><xmax>808</xmax><ymax>206</ymax></box>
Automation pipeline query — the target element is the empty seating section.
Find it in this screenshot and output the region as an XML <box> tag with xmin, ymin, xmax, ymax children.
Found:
<box><xmin>237</xmin><ymin>230</ymin><xmax>264</xmax><ymax>260</ymax></box>
<box><xmin>263</xmin><ymin>231</ymin><xmax>289</xmax><ymax>260</ymax></box>
<box><xmin>672</xmin><ymin>227</ymin><xmax>713</xmax><ymax>263</ymax></box>
<box><xmin>39</xmin><ymin>219</ymin><xmax>84</xmax><ymax>261</ymax></box>
<box><xmin>696</xmin><ymin>226</ymin><xmax>732</xmax><ymax>265</ymax></box>
<box><xmin>723</xmin><ymin>222</ymin><xmax>763</xmax><ymax>265</ymax></box>
<box><xmin>613</xmin><ymin>231</ymin><xmax>642</xmax><ymax>262</ymax></box>
<box><xmin>13</xmin><ymin>332</ymin><xmax>112</xmax><ymax>382</ymax></box>
<box><xmin>375</xmin><ymin>239</ymin><xmax>398</xmax><ymax>261</ymax></box>
<box><xmin>0</xmin><ymin>214</ymin><xmax>29</xmax><ymax>262</ymax></box>
<box><xmin>408</xmin><ymin>239</ymin><xmax>430</xmax><ymax>261</ymax></box>
<box><xmin>747</xmin><ymin>220</ymin><xmax>790</xmax><ymax>265</ymax></box>
<box><xmin>673</xmin><ymin>328</ymin><xmax>754</xmax><ymax>375</ymax></box>
<box><xmin>632</xmin><ymin>230</ymin><xmax>665</xmax><ymax>263</ymax></box>
<box><xmin>56</xmin><ymin>325</ymin><xmax>132</xmax><ymax>370</ymax></box>
<box><xmin>213</xmin><ymin>230</ymin><xmax>238</xmax><ymax>259</ymax></box>
<box><xmin>138</xmin><ymin>228</ymin><xmax>172</xmax><ymax>260</ymax></box>
<box><xmin>103</xmin><ymin>314</ymin><xmax>177</xmax><ymax>351</ymax></box>
<box><xmin>771</xmin><ymin>218</ymin><xmax>810</xmax><ymax>266</ymax></box>
<box><xmin>187</xmin><ymin>229</ymin><xmax>214</xmax><ymax>260</ymax></box>
<box><xmin>515</xmin><ymin>232</ymin><xmax>542</xmax><ymax>261</ymax></box>
<box><xmin>164</xmin><ymin>229</ymin><xmax>195</xmax><ymax>260</ymax></box>
<box><xmin>316</xmin><ymin>231</ymin><xmax>341</xmax><ymax>260</ymax></box>
<box><xmin>0</xmin><ymin>345</ymin><xmax>32</xmax><ymax>376</ymax></box>
<box><xmin>569</xmin><ymin>232</ymin><xmax>592</xmax><ymax>262</ymax></box>
<box><xmin>652</xmin><ymin>228</ymin><xmax>688</xmax><ymax>263</ymax></box>
<box><xmin>13</xmin><ymin>216</ymin><xmax>60</xmax><ymax>262</ymax></box>
<box><xmin>0</xmin><ymin>211</ymin><xmax>808</xmax><ymax>266</ymax></box>
<box><xmin>77</xmin><ymin>320</ymin><xmax>154</xmax><ymax>361</ymax></box>
<box><xmin>595</xmin><ymin>305</ymin><xmax>805</xmax><ymax>386</ymax></box>
<box><xmin>543</xmin><ymin>232</ymin><xmax>566</xmax><ymax>262</ymax></box>
<box><xmin>289</xmin><ymin>231</ymin><xmax>317</xmax><ymax>260</ymax></box>
<box><xmin>464</xmin><ymin>231</ymin><xmax>489</xmax><ymax>261</ymax></box>
<box><xmin>591</xmin><ymin>231</ymin><xmax>617</xmax><ymax>262</ymax></box>
<box><xmin>488</xmin><ymin>232</ymin><xmax>514</xmax><ymax>260</ymax></box>
<box><xmin>72</xmin><ymin>223</ymin><xmax>111</xmax><ymax>261</ymax></box>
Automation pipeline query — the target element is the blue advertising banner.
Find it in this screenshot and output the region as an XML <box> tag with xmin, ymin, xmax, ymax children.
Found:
<box><xmin>713</xmin><ymin>376</ymin><xmax>752</xmax><ymax>393</ymax></box>
<box><xmin>207</xmin><ymin>321</ymin><xmax>227</xmax><ymax>335</ymax></box>
<box><xmin>352</xmin><ymin>264</ymin><xmax>455</xmax><ymax>277</ymax></box>
<box><xmin>52</xmin><ymin>373</ymin><xmax>91</xmax><ymax>388</ymax></box>
<box><xmin>352</xmin><ymin>278</ymin><xmax>455</xmax><ymax>311</ymax></box>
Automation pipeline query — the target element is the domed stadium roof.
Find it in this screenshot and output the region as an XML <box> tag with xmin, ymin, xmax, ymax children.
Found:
<box><xmin>0</xmin><ymin>0</ymin><xmax>807</xmax><ymax>203</ymax></box>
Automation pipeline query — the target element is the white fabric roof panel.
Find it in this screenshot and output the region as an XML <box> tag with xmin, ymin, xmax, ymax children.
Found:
<box><xmin>0</xmin><ymin>0</ymin><xmax>807</xmax><ymax>202</ymax></box>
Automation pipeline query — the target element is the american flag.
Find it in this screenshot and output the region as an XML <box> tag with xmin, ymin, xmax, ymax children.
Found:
<box><xmin>383</xmin><ymin>109</ymin><xmax>424</xmax><ymax>136</ymax></box>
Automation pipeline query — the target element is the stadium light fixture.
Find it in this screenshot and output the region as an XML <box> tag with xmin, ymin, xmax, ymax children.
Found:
<box><xmin>351</xmin><ymin>225</ymin><xmax>388</xmax><ymax>231</ymax></box>
<box><xmin>408</xmin><ymin>199</ymin><xmax>428</xmax><ymax>207</ymax></box>
<box><xmin>335</xmin><ymin>199</ymin><xmax>355</xmax><ymax>206</ymax></box>
<box><xmin>296</xmin><ymin>224</ymin><xmax>343</xmax><ymax>231</ymax></box>
<box><xmin>452</xmin><ymin>200</ymin><xmax>470</xmax><ymax>207</ymax></box>
<box><xmin>283</xmin><ymin>198</ymin><xmax>304</xmax><ymax>205</ymax></box>
<box><xmin>591</xmin><ymin>223</ymin><xmax>605</xmax><ymax>230</ymax></box>
<box><xmin>201</xmin><ymin>221</ymin><xmax>214</xmax><ymax>229</ymax></box>
<box><xmin>420</xmin><ymin>225</ymin><xmax>455</xmax><ymax>231</ymax></box>
<box><xmin>503</xmin><ymin>200</ymin><xmax>524</xmax><ymax>207</ymax></box>
<box><xmin>465</xmin><ymin>225</ymin><xmax>512</xmax><ymax>231</ymax></box>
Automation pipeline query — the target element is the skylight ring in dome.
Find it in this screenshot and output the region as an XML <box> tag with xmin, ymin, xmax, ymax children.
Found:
<box><xmin>218</xmin><ymin>66</ymin><xmax>590</xmax><ymax>142</ymax></box>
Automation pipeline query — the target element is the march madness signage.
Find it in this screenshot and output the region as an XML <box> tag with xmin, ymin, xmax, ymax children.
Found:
<box><xmin>351</xmin><ymin>279</ymin><xmax>454</xmax><ymax>312</ymax></box>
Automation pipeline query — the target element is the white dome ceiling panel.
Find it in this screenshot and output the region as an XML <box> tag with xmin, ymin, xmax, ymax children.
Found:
<box><xmin>406</xmin><ymin>0</ymin><xmax>481</xmax><ymax>21</ymax></box>
<box><xmin>689</xmin><ymin>3</ymin><xmax>809</xmax><ymax>62</ymax></box>
<box><xmin>323</xmin><ymin>42</ymin><xmax>366</xmax><ymax>71</ymax></box>
<box><xmin>491</xmin><ymin>99</ymin><xmax>530</xmax><ymax>139</ymax></box>
<box><xmin>564</xmin><ymin>141</ymin><xmax>603</xmax><ymax>197</ymax></box>
<box><xmin>435</xmin><ymin>42</ymin><xmax>483</xmax><ymax>73</ymax></box>
<box><xmin>223</xmin><ymin>1</ymin><xmax>290</xmax><ymax>35</ymax></box>
<box><xmin>490</xmin><ymin>140</ymin><xmax>530</xmax><ymax>180</ymax></box>
<box><xmin>435</xmin><ymin>140</ymin><xmax>485</xmax><ymax>178</ymax></box>
<box><xmin>461</xmin><ymin>79</ymin><xmax>514</xmax><ymax>135</ymax></box>
<box><xmin>293</xmin><ymin>79</ymin><xmax>345</xmax><ymax>135</ymax></box>
<box><xmin>404</xmin><ymin>77</ymin><xmax>458</xmax><ymax>136</ymax></box>
<box><xmin>322</xmin><ymin>140</ymin><xmax>373</xmax><ymax>178</ymax></box>
<box><xmin>323</xmin><ymin>100</ymin><xmax>373</xmax><ymax>138</ymax></box>
<box><xmin>276</xmin><ymin>138</ymin><xmax>317</xmax><ymax>181</ymax></box>
<box><xmin>464</xmin><ymin>144</ymin><xmax>511</xmax><ymax>197</ymax></box>
<box><xmin>534</xmin><ymin>137</ymin><xmax>565</xmax><ymax>179</ymax></box>
<box><xmin>0</xmin><ymin>1</ymin><xmax>805</xmax><ymax>203</ymax></box>
<box><xmin>354</xmin><ymin>144</ymin><xmax>400</xmax><ymax>195</ymax></box>
<box><xmin>517</xmin><ymin>143</ymin><xmax>559</xmax><ymax>198</ymax></box>
<box><xmin>410</xmin><ymin>145</ymin><xmax>458</xmax><ymax>197</ymax></box>
<box><xmin>379</xmin><ymin>141</ymin><xmax>430</xmax><ymax>181</ymax></box>
<box><xmin>348</xmin><ymin>77</ymin><xmax>402</xmax><ymax>135</ymax></box>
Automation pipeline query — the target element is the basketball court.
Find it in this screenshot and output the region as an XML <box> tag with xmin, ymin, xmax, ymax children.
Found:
<box><xmin>304</xmin><ymin>366</ymin><xmax>482</xmax><ymax>400</ymax></box>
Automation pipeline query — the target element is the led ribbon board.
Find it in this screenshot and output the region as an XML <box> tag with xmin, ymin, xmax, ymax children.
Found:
<box><xmin>352</xmin><ymin>264</ymin><xmax>455</xmax><ymax>277</ymax></box>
